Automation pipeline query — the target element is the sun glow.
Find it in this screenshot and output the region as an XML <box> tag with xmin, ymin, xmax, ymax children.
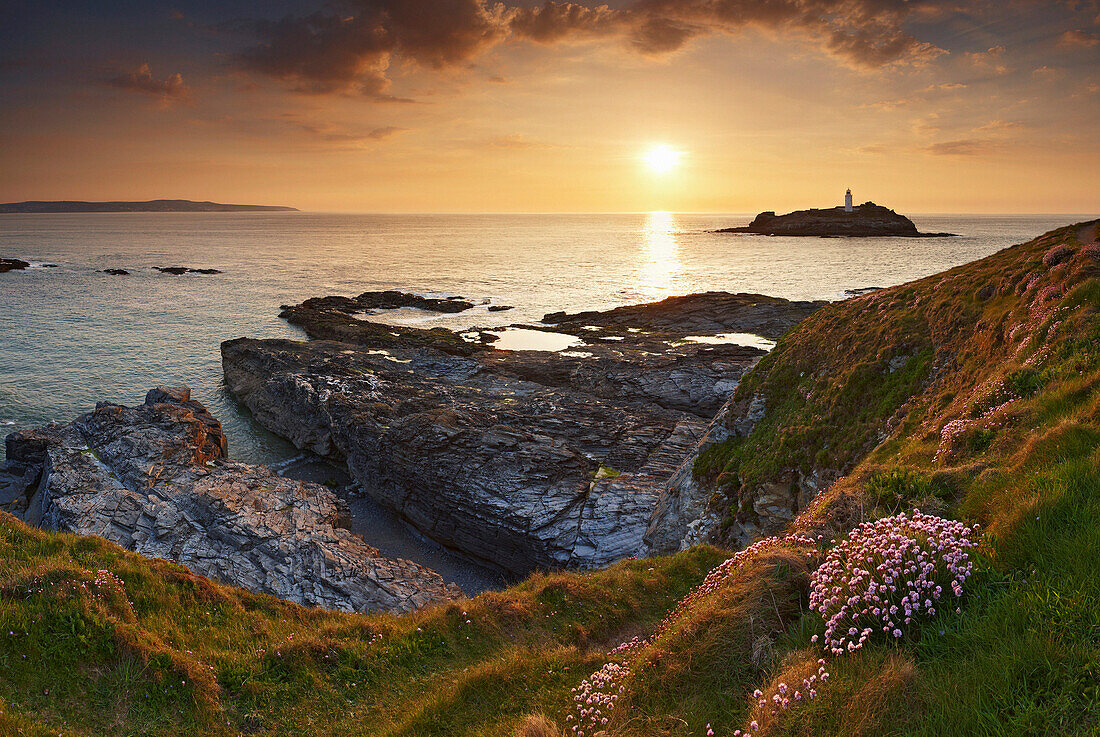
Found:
<box><xmin>642</xmin><ymin>144</ymin><xmax>682</xmax><ymax>174</ymax></box>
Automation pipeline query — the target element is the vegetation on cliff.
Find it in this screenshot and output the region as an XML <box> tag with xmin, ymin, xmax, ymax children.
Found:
<box><xmin>2</xmin><ymin>221</ymin><xmax>1099</xmax><ymax>736</ymax></box>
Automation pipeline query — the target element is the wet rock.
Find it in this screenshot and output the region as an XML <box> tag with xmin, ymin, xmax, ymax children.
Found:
<box><xmin>100</xmin><ymin>268</ymin><xmax>130</xmax><ymax>276</ymax></box>
<box><xmin>4</xmin><ymin>388</ymin><xmax>461</xmax><ymax>613</ymax></box>
<box><xmin>488</xmin><ymin>305</ymin><xmax>514</xmax><ymax>312</ymax></box>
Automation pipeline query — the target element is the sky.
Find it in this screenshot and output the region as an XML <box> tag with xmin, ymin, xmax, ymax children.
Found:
<box><xmin>1</xmin><ymin>0</ymin><xmax>1098</xmax><ymax>213</ymax></box>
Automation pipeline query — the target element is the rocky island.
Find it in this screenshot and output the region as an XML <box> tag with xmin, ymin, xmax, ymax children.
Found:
<box><xmin>717</xmin><ymin>200</ymin><xmax>954</xmax><ymax>237</ymax></box>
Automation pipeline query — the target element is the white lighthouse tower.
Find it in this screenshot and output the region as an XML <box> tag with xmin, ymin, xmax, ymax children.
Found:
<box><xmin>844</xmin><ymin>188</ymin><xmax>854</xmax><ymax>213</ymax></box>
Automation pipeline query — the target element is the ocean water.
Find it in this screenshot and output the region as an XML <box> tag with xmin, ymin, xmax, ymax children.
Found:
<box><xmin>0</xmin><ymin>212</ymin><xmax>1086</xmax><ymax>457</ymax></box>
<box><xmin>0</xmin><ymin>212</ymin><xmax>1087</xmax><ymax>588</ymax></box>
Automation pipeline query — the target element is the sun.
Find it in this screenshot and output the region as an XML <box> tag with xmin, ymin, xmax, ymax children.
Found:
<box><xmin>642</xmin><ymin>144</ymin><xmax>682</xmax><ymax>174</ymax></box>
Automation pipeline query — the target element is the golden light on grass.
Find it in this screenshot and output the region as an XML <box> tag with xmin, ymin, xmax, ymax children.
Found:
<box><xmin>641</xmin><ymin>144</ymin><xmax>682</xmax><ymax>175</ymax></box>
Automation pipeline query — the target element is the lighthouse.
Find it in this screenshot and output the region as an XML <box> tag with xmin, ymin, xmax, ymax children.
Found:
<box><xmin>844</xmin><ymin>188</ymin><xmax>853</xmax><ymax>213</ymax></box>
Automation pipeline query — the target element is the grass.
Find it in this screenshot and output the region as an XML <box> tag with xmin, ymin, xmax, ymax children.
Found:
<box><xmin>0</xmin><ymin>517</ymin><xmax>726</xmax><ymax>736</ymax></box>
<box><xmin>3</xmin><ymin>220</ymin><xmax>1100</xmax><ymax>735</ymax></box>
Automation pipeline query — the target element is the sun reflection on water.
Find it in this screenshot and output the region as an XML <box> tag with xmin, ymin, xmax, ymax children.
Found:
<box><xmin>640</xmin><ymin>210</ymin><xmax>681</xmax><ymax>297</ymax></box>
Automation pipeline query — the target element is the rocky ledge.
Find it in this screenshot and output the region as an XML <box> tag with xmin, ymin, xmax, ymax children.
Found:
<box><xmin>716</xmin><ymin>202</ymin><xmax>954</xmax><ymax>237</ymax></box>
<box><xmin>0</xmin><ymin>258</ymin><xmax>30</xmax><ymax>273</ymax></box>
<box><xmin>222</xmin><ymin>291</ymin><xmax>824</xmax><ymax>576</ymax></box>
<box><xmin>0</xmin><ymin>387</ymin><xmax>461</xmax><ymax>613</ymax></box>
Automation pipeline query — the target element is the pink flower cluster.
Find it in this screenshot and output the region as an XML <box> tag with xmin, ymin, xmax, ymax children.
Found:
<box><xmin>733</xmin><ymin>660</ymin><xmax>830</xmax><ymax>737</ymax></box>
<box><xmin>809</xmin><ymin>511</ymin><xmax>976</xmax><ymax>656</ymax></box>
<box><xmin>18</xmin><ymin>568</ymin><xmax>128</xmax><ymax>605</ymax></box>
<box><xmin>566</xmin><ymin>661</ymin><xmax>630</xmax><ymax>735</ymax></box>
<box><xmin>565</xmin><ymin>533</ymin><xmax>819</xmax><ymax>735</ymax></box>
<box><xmin>1041</xmin><ymin>243</ymin><xmax>1074</xmax><ymax>269</ymax></box>
<box><xmin>1082</xmin><ymin>244</ymin><xmax>1100</xmax><ymax>261</ymax></box>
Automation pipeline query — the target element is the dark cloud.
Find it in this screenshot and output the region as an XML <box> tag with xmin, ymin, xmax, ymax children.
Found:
<box><xmin>234</xmin><ymin>0</ymin><xmax>948</xmax><ymax>96</ymax></box>
<box><xmin>238</xmin><ymin>1</ymin><xmax>504</xmax><ymax>96</ymax></box>
<box><xmin>508</xmin><ymin>2</ymin><xmax>620</xmax><ymax>44</ymax></box>
<box><xmin>107</xmin><ymin>63</ymin><xmax>189</xmax><ymax>103</ymax></box>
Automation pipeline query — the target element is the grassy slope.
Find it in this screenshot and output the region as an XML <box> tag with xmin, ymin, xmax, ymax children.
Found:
<box><xmin>2</xmin><ymin>222</ymin><xmax>1099</xmax><ymax>736</ymax></box>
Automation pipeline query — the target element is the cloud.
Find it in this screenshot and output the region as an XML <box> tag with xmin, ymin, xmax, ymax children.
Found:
<box><xmin>107</xmin><ymin>63</ymin><xmax>189</xmax><ymax>104</ymax></box>
<box><xmin>865</xmin><ymin>81</ymin><xmax>967</xmax><ymax>110</ymax></box>
<box><xmin>237</xmin><ymin>1</ymin><xmax>505</xmax><ymax>96</ymax></box>
<box><xmin>291</xmin><ymin>119</ymin><xmax>407</xmax><ymax>146</ymax></box>
<box><xmin>366</xmin><ymin>125</ymin><xmax>406</xmax><ymax>139</ymax></box>
<box><xmin>924</xmin><ymin>138</ymin><xmax>997</xmax><ymax>156</ymax></box>
<box><xmin>487</xmin><ymin>133</ymin><xmax>555</xmax><ymax>149</ymax></box>
<box><xmin>234</xmin><ymin>0</ymin><xmax>948</xmax><ymax>96</ymax></box>
<box><xmin>964</xmin><ymin>45</ymin><xmax>1008</xmax><ymax>74</ymax></box>
<box><xmin>1058</xmin><ymin>29</ymin><xmax>1100</xmax><ymax>47</ymax></box>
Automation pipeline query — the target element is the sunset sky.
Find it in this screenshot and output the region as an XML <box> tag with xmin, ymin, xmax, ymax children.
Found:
<box><xmin>2</xmin><ymin>1</ymin><xmax>1098</xmax><ymax>213</ymax></box>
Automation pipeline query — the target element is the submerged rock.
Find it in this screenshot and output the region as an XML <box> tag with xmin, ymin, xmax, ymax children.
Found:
<box><xmin>716</xmin><ymin>203</ymin><xmax>955</xmax><ymax>237</ymax></box>
<box><xmin>0</xmin><ymin>387</ymin><xmax>461</xmax><ymax>613</ymax></box>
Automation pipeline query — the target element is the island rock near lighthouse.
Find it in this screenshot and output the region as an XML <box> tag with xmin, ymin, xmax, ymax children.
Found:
<box><xmin>717</xmin><ymin>199</ymin><xmax>955</xmax><ymax>237</ymax></box>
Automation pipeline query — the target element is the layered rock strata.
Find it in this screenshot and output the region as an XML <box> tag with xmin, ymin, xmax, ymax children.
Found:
<box><xmin>223</xmin><ymin>291</ymin><xmax>824</xmax><ymax>575</ymax></box>
<box><xmin>0</xmin><ymin>387</ymin><xmax>461</xmax><ymax>613</ymax></box>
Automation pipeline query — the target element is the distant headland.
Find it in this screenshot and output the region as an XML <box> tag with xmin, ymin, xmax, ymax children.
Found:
<box><xmin>717</xmin><ymin>190</ymin><xmax>954</xmax><ymax>237</ymax></box>
<box><xmin>0</xmin><ymin>199</ymin><xmax>299</xmax><ymax>213</ymax></box>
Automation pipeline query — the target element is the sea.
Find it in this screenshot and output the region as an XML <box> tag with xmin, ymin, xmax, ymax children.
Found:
<box><xmin>0</xmin><ymin>212</ymin><xmax>1088</xmax><ymax>589</ymax></box>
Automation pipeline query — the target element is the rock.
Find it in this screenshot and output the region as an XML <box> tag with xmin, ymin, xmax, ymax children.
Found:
<box><xmin>294</xmin><ymin>291</ymin><xmax>476</xmax><ymax>317</ymax></box>
<box><xmin>222</xmin><ymin>338</ymin><xmax>690</xmax><ymax>574</ymax></box>
<box><xmin>488</xmin><ymin>305</ymin><xmax>514</xmax><ymax>312</ymax></box>
<box><xmin>4</xmin><ymin>388</ymin><xmax>461</xmax><ymax>613</ymax></box>
<box><xmin>716</xmin><ymin>203</ymin><xmax>955</xmax><ymax>237</ymax></box>
<box><xmin>542</xmin><ymin>291</ymin><xmax>824</xmax><ymax>342</ymax></box>
<box><xmin>221</xmin><ymin>290</ymin><xmax>823</xmax><ymax>576</ymax></box>
<box><xmin>100</xmin><ymin>268</ymin><xmax>130</xmax><ymax>276</ymax></box>
<box><xmin>156</xmin><ymin>267</ymin><xmax>223</xmax><ymax>275</ymax></box>
<box><xmin>0</xmin><ymin>258</ymin><xmax>30</xmax><ymax>273</ymax></box>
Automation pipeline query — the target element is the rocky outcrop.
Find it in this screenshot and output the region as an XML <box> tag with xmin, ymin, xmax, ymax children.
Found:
<box><xmin>543</xmin><ymin>292</ymin><xmax>824</xmax><ymax>341</ymax></box>
<box><xmin>222</xmin><ymin>339</ymin><xmax>691</xmax><ymax>574</ymax></box>
<box><xmin>0</xmin><ymin>387</ymin><xmax>461</xmax><ymax>613</ymax></box>
<box><xmin>99</xmin><ymin>268</ymin><xmax>130</xmax><ymax>276</ymax></box>
<box><xmin>0</xmin><ymin>258</ymin><xmax>30</xmax><ymax>273</ymax></box>
<box><xmin>716</xmin><ymin>203</ymin><xmax>954</xmax><ymax>237</ymax></box>
<box><xmin>156</xmin><ymin>267</ymin><xmax>222</xmax><ymax>275</ymax></box>
<box><xmin>290</xmin><ymin>291</ymin><xmax>476</xmax><ymax>316</ymax></box>
<box><xmin>223</xmin><ymin>291</ymin><xmax>823</xmax><ymax>575</ymax></box>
